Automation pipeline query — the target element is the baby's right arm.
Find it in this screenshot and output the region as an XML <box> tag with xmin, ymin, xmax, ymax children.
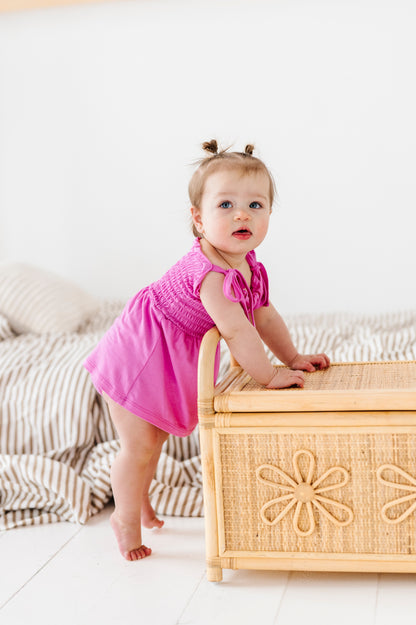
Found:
<box><xmin>199</xmin><ymin>272</ymin><xmax>305</xmax><ymax>388</ymax></box>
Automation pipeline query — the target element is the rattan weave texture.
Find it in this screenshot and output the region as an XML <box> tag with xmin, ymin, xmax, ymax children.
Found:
<box><xmin>218</xmin><ymin>431</ymin><xmax>416</xmax><ymax>554</ymax></box>
<box><xmin>243</xmin><ymin>361</ymin><xmax>416</xmax><ymax>392</ymax></box>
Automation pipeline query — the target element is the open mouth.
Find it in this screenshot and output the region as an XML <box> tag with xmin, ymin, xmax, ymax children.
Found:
<box><xmin>232</xmin><ymin>229</ymin><xmax>252</xmax><ymax>239</ymax></box>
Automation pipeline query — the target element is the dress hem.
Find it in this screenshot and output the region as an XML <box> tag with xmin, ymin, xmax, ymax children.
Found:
<box><xmin>84</xmin><ymin>361</ymin><xmax>197</xmax><ymax>438</ymax></box>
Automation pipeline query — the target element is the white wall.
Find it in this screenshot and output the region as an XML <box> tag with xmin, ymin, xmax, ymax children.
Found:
<box><xmin>0</xmin><ymin>0</ymin><xmax>415</xmax><ymax>314</ymax></box>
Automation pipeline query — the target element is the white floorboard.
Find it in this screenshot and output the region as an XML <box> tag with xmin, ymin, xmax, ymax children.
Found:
<box><xmin>1</xmin><ymin>504</ymin><xmax>416</xmax><ymax>625</ymax></box>
<box><xmin>0</xmin><ymin>521</ymin><xmax>81</xmax><ymax>609</ymax></box>
<box><xmin>375</xmin><ymin>574</ymin><xmax>416</xmax><ymax>624</ymax></box>
<box><xmin>0</xmin><ymin>506</ymin><xmax>206</xmax><ymax>625</ymax></box>
<box><xmin>275</xmin><ymin>571</ymin><xmax>378</xmax><ymax>625</ymax></box>
<box><xmin>178</xmin><ymin>569</ymin><xmax>289</xmax><ymax>625</ymax></box>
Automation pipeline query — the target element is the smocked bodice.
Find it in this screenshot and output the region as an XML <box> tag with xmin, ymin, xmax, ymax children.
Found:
<box><xmin>148</xmin><ymin>238</ymin><xmax>269</xmax><ymax>338</ymax></box>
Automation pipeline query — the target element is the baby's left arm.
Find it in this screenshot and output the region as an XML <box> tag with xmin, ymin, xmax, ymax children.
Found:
<box><xmin>254</xmin><ymin>304</ymin><xmax>330</xmax><ymax>372</ymax></box>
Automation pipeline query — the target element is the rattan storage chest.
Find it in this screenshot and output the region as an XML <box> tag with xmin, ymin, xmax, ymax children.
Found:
<box><xmin>197</xmin><ymin>328</ymin><xmax>416</xmax><ymax>581</ymax></box>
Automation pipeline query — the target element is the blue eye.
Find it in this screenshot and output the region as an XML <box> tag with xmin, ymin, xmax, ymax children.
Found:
<box><xmin>220</xmin><ymin>201</ymin><xmax>232</xmax><ymax>209</ymax></box>
<box><xmin>249</xmin><ymin>201</ymin><xmax>262</xmax><ymax>209</ymax></box>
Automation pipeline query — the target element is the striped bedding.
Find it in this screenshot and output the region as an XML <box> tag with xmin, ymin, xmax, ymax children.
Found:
<box><xmin>0</xmin><ymin>304</ymin><xmax>415</xmax><ymax>529</ymax></box>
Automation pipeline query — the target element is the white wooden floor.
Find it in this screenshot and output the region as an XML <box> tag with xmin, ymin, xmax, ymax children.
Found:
<box><xmin>1</xmin><ymin>504</ymin><xmax>416</xmax><ymax>625</ymax></box>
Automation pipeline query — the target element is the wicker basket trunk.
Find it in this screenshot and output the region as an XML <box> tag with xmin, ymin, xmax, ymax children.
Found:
<box><xmin>197</xmin><ymin>328</ymin><xmax>416</xmax><ymax>581</ymax></box>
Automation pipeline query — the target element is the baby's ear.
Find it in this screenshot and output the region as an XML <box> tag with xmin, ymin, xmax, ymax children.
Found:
<box><xmin>190</xmin><ymin>206</ymin><xmax>204</xmax><ymax>234</ymax></box>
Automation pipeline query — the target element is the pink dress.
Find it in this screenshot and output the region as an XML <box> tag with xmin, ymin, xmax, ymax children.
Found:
<box><xmin>84</xmin><ymin>238</ymin><xmax>269</xmax><ymax>437</ymax></box>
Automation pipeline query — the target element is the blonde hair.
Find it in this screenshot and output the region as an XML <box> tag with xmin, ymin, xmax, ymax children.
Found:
<box><xmin>189</xmin><ymin>140</ymin><xmax>276</xmax><ymax>237</ymax></box>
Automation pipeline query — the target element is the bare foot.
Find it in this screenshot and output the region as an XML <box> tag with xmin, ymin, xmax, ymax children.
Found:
<box><xmin>110</xmin><ymin>511</ymin><xmax>152</xmax><ymax>561</ymax></box>
<box><xmin>141</xmin><ymin>497</ymin><xmax>164</xmax><ymax>529</ymax></box>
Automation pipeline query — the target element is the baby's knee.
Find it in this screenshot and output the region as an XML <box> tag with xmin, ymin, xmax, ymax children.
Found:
<box><xmin>125</xmin><ymin>421</ymin><xmax>167</xmax><ymax>457</ymax></box>
<box><xmin>141</xmin><ymin>428</ymin><xmax>162</xmax><ymax>453</ymax></box>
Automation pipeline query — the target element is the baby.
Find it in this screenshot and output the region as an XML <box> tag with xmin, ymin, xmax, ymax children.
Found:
<box><xmin>84</xmin><ymin>140</ymin><xmax>330</xmax><ymax>560</ymax></box>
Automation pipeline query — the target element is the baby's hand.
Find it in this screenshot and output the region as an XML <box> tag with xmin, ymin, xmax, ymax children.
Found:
<box><xmin>289</xmin><ymin>353</ymin><xmax>330</xmax><ymax>372</ymax></box>
<box><xmin>266</xmin><ymin>368</ymin><xmax>305</xmax><ymax>389</ymax></box>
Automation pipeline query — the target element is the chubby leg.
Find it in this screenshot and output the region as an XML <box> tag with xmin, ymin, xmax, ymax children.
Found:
<box><xmin>141</xmin><ymin>441</ymin><xmax>168</xmax><ymax>529</ymax></box>
<box><xmin>104</xmin><ymin>393</ymin><xmax>168</xmax><ymax>561</ymax></box>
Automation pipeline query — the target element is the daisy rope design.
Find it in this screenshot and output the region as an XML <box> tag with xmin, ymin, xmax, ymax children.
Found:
<box><xmin>256</xmin><ymin>450</ymin><xmax>353</xmax><ymax>537</ymax></box>
<box><xmin>377</xmin><ymin>464</ymin><xmax>416</xmax><ymax>524</ymax></box>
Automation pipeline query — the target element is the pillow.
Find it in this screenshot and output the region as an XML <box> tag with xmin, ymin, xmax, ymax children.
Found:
<box><xmin>0</xmin><ymin>261</ymin><xmax>100</xmax><ymax>334</ymax></box>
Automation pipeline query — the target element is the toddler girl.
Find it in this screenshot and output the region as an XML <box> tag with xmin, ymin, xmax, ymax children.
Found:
<box><xmin>84</xmin><ymin>140</ymin><xmax>330</xmax><ymax>561</ymax></box>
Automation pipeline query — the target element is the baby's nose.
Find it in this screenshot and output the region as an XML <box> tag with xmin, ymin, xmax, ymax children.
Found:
<box><xmin>234</xmin><ymin>208</ymin><xmax>250</xmax><ymax>219</ymax></box>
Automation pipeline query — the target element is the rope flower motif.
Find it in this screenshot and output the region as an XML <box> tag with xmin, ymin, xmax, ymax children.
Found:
<box><xmin>377</xmin><ymin>464</ymin><xmax>416</xmax><ymax>524</ymax></box>
<box><xmin>256</xmin><ymin>450</ymin><xmax>353</xmax><ymax>537</ymax></box>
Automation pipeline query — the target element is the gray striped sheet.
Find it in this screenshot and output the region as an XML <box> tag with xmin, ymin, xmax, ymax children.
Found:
<box><xmin>1</xmin><ymin>304</ymin><xmax>415</xmax><ymax>529</ymax></box>
<box><xmin>284</xmin><ymin>310</ymin><xmax>416</xmax><ymax>364</ymax></box>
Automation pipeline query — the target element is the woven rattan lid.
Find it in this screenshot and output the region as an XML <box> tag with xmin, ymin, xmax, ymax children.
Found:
<box><xmin>214</xmin><ymin>361</ymin><xmax>416</xmax><ymax>412</ymax></box>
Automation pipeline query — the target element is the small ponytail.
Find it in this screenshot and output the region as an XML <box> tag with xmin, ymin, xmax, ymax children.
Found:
<box><xmin>244</xmin><ymin>144</ymin><xmax>254</xmax><ymax>156</ymax></box>
<box><xmin>202</xmin><ymin>139</ymin><xmax>219</xmax><ymax>155</ymax></box>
